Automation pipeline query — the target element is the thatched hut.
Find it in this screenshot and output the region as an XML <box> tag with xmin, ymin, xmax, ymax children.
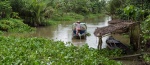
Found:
<box><xmin>94</xmin><ymin>20</ymin><xmax>140</xmax><ymax>50</ymax></box>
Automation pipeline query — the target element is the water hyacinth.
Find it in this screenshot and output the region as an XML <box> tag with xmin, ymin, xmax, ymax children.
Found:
<box><xmin>0</xmin><ymin>36</ymin><xmax>122</xmax><ymax>65</ymax></box>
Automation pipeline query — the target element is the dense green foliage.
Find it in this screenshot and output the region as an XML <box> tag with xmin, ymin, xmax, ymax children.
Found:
<box><xmin>107</xmin><ymin>0</ymin><xmax>150</xmax><ymax>44</ymax></box>
<box><xmin>0</xmin><ymin>36</ymin><xmax>122</xmax><ymax>65</ymax></box>
<box><xmin>143</xmin><ymin>54</ymin><xmax>150</xmax><ymax>64</ymax></box>
<box><xmin>106</xmin><ymin>0</ymin><xmax>125</xmax><ymax>15</ymax></box>
<box><xmin>141</xmin><ymin>15</ymin><xmax>150</xmax><ymax>42</ymax></box>
<box><xmin>0</xmin><ymin>18</ymin><xmax>34</xmax><ymax>33</ymax></box>
<box><xmin>107</xmin><ymin>0</ymin><xmax>150</xmax><ymax>20</ymax></box>
<box><xmin>0</xmin><ymin>0</ymin><xmax>106</xmax><ymax>33</ymax></box>
<box><xmin>0</xmin><ymin>1</ymin><xmax>12</xmax><ymax>19</ymax></box>
<box><xmin>107</xmin><ymin>0</ymin><xmax>150</xmax><ymax>62</ymax></box>
<box><xmin>0</xmin><ymin>0</ymin><xmax>106</xmax><ymax>26</ymax></box>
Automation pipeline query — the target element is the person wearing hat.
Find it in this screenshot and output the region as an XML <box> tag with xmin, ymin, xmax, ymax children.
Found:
<box><xmin>75</xmin><ymin>21</ymin><xmax>81</xmax><ymax>35</ymax></box>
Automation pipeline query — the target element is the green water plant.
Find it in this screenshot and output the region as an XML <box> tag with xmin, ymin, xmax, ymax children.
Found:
<box><xmin>0</xmin><ymin>36</ymin><xmax>122</xmax><ymax>65</ymax></box>
<box><xmin>86</xmin><ymin>32</ymin><xmax>91</xmax><ymax>36</ymax></box>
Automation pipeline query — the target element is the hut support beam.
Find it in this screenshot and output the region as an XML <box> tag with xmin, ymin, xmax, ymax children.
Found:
<box><xmin>98</xmin><ymin>36</ymin><xmax>102</xmax><ymax>50</ymax></box>
<box><xmin>130</xmin><ymin>23</ymin><xmax>141</xmax><ymax>51</ymax></box>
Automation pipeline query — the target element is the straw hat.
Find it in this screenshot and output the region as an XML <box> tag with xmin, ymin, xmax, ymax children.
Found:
<box><xmin>77</xmin><ymin>21</ymin><xmax>80</xmax><ymax>23</ymax></box>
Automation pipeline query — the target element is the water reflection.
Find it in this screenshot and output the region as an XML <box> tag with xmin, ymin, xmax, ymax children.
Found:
<box><xmin>71</xmin><ymin>39</ymin><xmax>86</xmax><ymax>47</ymax></box>
<box><xmin>52</xmin><ymin>24</ymin><xmax>72</xmax><ymax>42</ymax></box>
<box><xmin>84</xmin><ymin>16</ymin><xmax>111</xmax><ymax>48</ymax></box>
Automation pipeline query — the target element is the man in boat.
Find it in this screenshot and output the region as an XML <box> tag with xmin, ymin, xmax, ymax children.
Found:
<box><xmin>75</xmin><ymin>21</ymin><xmax>81</xmax><ymax>35</ymax></box>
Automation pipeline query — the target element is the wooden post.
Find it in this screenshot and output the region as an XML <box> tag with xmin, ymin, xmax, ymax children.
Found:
<box><xmin>130</xmin><ymin>23</ymin><xmax>141</xmax><ymax>51</ymax></box>
<box><xmin>137</xmin><ymin>22</ymin><xmax>142</xmax><ymax>50</ymax></box>
<box><xmin>98</xmin><ymin>36</ymin><xmax>102</xmax><ymax>50</ymax></box>
<box><xmin>130</xmin><ymin>25</ymin><xmax>136</xmax><ymax>51</ymax></box>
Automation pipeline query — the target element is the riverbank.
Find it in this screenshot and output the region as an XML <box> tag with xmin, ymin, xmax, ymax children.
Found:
<box><xmin>0</xmin><ymin>13</ymin><xmax>104</xmax><ymax>34</ymax></box>
<box><xmin>46</xmin><ymin>13</ymin><xmax>105</xmax><ymax>25</ymax></box>
<box><xmin>0</xmin><ymin>18</ymin><xmax>35</xmax><ymax>34</ymax></box>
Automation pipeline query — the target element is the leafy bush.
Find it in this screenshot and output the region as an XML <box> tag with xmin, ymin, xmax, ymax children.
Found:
<box><xmin>0</xmin><ymin>30</ymin><xmax>3</xmax><ymax>35</ymax></box>
<box><xmin>0</xmin><ymin>36</ymin><xmax>122</xmax><ymax>65</ymax></box>
<box><xmin>0</xmin><ymin>1</ymin><xmax>12</xmax><ymax>19</ymax></box>
<box><xmin>0</xmin><ymin>18</ymin><xmax>34</xmax><ymax>33</ymax></box>
<box><xmin>143</xmin><ymin>54</ymin><xmax>150</xmax><ymax>63</ymax></box>
<box><xmin>107</xmin><ymin>0</ymin><xmax>125</xmax><ymax>15</ymax></box>
<box><xmin>141</xmin><ymin>15</ymin><xmax>150</xmax><ymax>44</ymax></box>
<box><xmin>118</xmin><ymin>5</ymin><xmax>147</xmax><ymax>21</ymax></box>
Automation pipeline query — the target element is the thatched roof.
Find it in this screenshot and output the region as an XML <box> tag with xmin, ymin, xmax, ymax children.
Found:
<box><xmin>94</xmin><ymin>21</ymin><xmax>137</xmax><ymax>37</ymax></box>
<box><xmin>108</xmin><ymin>19</ymin><xmax>132</xmax><ymax>24</ymax></box>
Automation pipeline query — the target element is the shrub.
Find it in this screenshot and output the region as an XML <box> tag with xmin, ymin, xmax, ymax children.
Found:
<box><xmin>0</xmin><ymin>18</ymin><xmax>34</xmax><ymax>33</ymax></box>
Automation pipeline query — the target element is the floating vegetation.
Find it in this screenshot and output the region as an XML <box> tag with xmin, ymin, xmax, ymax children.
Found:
<box><xmin>86</xmin><ymin>32</ymin><xmax>91</xmax><ymax>36</ymax></box>
<box><xmin>0</xmin><ymin>36</ymin><xmax>122</xmax><ymax>65</ymax></box>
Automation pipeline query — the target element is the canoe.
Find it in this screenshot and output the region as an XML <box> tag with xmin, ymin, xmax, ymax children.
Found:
<box><xmin>72</xmin><ymin>23</ymin><xmax>87</xmax><ymax>39</ymax></box>
<box><xmin>106</xmin><ymin>36</ymin><xmax>128</xmax><ymax>52</ymax></box>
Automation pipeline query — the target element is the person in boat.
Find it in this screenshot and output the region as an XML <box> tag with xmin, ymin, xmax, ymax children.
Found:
<box><xmin>75</xmin><ymin>21</ymin><xmax>81</xmax><ymax>35</ymax></box>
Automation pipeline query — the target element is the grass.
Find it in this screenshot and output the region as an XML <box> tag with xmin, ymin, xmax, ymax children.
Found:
<box><xmin>46</xmin><ymin>13</ymin><xmax>105</xmax><ymax>25</ymax></box>
<box><xmin>52</xmin><ymin>12</ymin><xmax>84</xmax><ymax>21</ymax></box>
<box><xmin>45</xmin><ymin>12</ymin><xmax>84</xmax><ymax>25</ymax></box>
<box><xmin>85</xmin><ymin>13</ymin><xmax>105</xmax><ymax>19</ymax></box>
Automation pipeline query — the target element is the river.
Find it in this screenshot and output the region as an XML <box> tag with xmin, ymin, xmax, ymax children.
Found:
<box><xmin>4</xmin><ymin>15</ymin><xmax>130</xmax><ymax>49</ymax></box>
<box><xmin>4</xmin><ymin>15</ymin><xmax>139</xmax><ymax>65</ymax></box>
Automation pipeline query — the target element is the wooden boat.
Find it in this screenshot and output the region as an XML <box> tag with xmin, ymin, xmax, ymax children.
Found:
<box><xmin>72</xmin><ymin>22</ymin><xmax>87</xmax><ymax>39</ymax></box>
<box><xmin>106</xmin><ymin>36</ymin><xmax>128</xmax><ymax>52</ymax></box>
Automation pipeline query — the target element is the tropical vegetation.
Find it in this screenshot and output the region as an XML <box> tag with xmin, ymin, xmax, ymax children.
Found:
<box><xmin>107</xmin><ymin>0</ymin><xmax>150</xmax><ymax>63</ymax></box>
<box><xmin>0</xmin><ymin>0</ymin><xmax>106</xmax><ymax>33</ymax></box>
<box><xmin>0</xmin><ymin>0</ymin><xmax>150</xmax><ymax>64</ymax></box>
<box><xmin>0</xmin><ymin>18</ymin><xmax>34</xmax><ymax>33</ymax></box>
<box><xmin>0</xmin><ymin>0</ymin><xmax>106</xmax><ymax>27</ymax></box>
<box><xmin>0</xmin><ymin>0</ymin><xmax>123</xmax><ymax>64</ymax></box>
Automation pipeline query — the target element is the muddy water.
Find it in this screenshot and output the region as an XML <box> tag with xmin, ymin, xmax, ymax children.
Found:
<box><xmin>4</xmin><ymin>15</ymin><xmax>130</xmax><ymax>49</ymax></box>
